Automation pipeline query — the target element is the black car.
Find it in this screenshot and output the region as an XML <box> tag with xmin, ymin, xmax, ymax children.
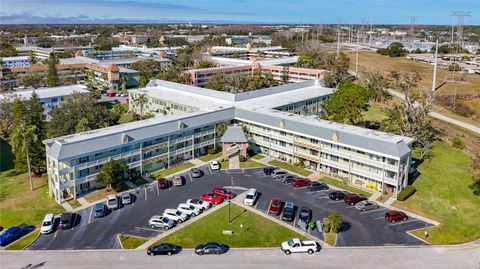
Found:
<box><xmin>147</xmin><ymin>243</ymin><xmax>180</xmax><ymax>256</ymax></box>
<box><xmin>281</xmin><ymin>202</ymin><xmax>295</xmax><ymax>222</ymax></box>
<box><xmin>263</xmin><ymin>166</ymin><xmax>276</xmax><ymax>175</ymax></box>
<box><xmin>329</xmin><ymin>191</ymin><xmax>347</xmax><ymax>201</ymax></box>
<box><xmin>281</xmin><ymin>175</ymin><xmax>296</xmax><ymax>184</ymax></box>
<box><xmin>307</xmin><ymin>182</ymin><xmax>329</xmax><ymax>192</ymax></box>
<box><xmin>298</xmin><ymin>207</ymin><xmax>312</xmax><ymax>223</ymax></box>
<box><xmin>58</xmin><ymin>213</ymin><xmax>74</xmax><ymax>229</ymax></box>
<box><xmin>194</xmin><ymin>242</ymin><xmax>227</xmax><ymax>255</ymax></box>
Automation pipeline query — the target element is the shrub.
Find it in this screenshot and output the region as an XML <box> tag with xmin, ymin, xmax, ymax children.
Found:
<box><xmin>207</xmin><ymin>147</ymin><xmax>217</xmax><ymax>155</ymax></box>
<box><xmin>239</xmin><ymin>155</ymin><xmax>246</xmax><ymax>162</ymax></box>
<box><xmin>397</xmin><ymin>185</ymin><xmax>416</xmax><ymax>201</ymax></box>
<box><xmin>451</xmin><ymin>136</ymin><xmax>466</xmax><ymax>150</ymax></box>
<box><xmin>323</xmin><ymin>213</ymin><xmax>343</xmax><ymax>233</ymax></box>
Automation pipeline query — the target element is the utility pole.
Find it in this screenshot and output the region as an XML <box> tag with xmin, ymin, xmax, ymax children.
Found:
<box><xmin>337</xmin><ymin>19</ymin><xmax>341</xmax><ymax>58</ymax></box>
<box><xmin>355</xmin><ymin>30</ymin><xmax>359</xmax><ymax>79</ymax></box>
<box><xmin>452</xmin><ymin>11</ymin><xmax>471</xmax><ymax>48</ymax></box>
<box><xmin>432</xmin><ymin>39</ymin><xmax>438</xmax><ymax>92</ymax></box>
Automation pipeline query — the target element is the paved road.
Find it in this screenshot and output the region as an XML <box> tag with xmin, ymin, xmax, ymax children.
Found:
<box><xmin>387</xmin><ymin>89</ymin><xmax>480</xmax><ymax>134</ymax></box>
<box><xmin>2</xmin><ymin>245</ymin><xmax>479</xmax><ymax>269</ymax></box>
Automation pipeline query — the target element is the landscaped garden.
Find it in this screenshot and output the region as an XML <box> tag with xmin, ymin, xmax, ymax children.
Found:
<box><xmin>4</xmin><ymin>230</ymin><xmax>39</xmax><ymax>250</ymax></box>
<box><xmin>152</xmin><ymin>162</ymin><xmax>195</xmax><ymax>178</ymax></box>
<box><xmin>267</xmin><ymin>160</ymin><xmax>312</xmax><ymax>177</ymax></box>
<box><xmin>318</xmin><ymin>177</ymin><xmax>372</xmax><ymax>197</ymax></box>
<box><xmin>154</xmin><ymin>204</ymin><xmax>306</xmax><ymax>248</ymax></box>
<box><xmin>119</xmin><ymin>234</ymin><xmax>149</xmax><ymax>249</ymax></box>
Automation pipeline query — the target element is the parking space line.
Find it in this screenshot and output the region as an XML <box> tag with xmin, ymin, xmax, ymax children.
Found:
<box><xmin>345</xmin><ymin>206</ymin><xmax>355</xmax><ymax>208</ymax></box>
<box><xmin>359</xmin><ymin>208</ymin><xmax>387</xmax><ymax>214</ymax></box>
<box><xmin>189</xmin><ymin>173</ymin><xmax>193</xmax><ymax>182</ymax></box>
<box><xmin>88</xmin><ymin>207</ymin><xmax>93</xmax><ymax>224</ymax></box>
<box><xmin>374</xmin><ymin>216</ymin><xmax>385</xmax><ymax>220</ymax></box>
<box><xmin>208</xmin><ymin>166</ymin><xmax>212</xmax><ymax>174</ymax></box>
<box><xmin>71</xmin><ymin>213</ymin><xmax>78</xmax><ymax>230</ymax></box>
<box><xmin>157</xmin><ymin>185</ymin><xmax>160</xmax><ymax>196</ymax></box>
<box><xmin>134</xmin><ymin>226</ymin><xmax>164</xmax><ymax>233</ymax></box>
<box><xmin>389</xmin><ymin>219</ymin><xmax>418</xmax><ymax>226</ymax></box>
<box><xmin>53</xmin><ymin>230</ymin><xmax>58</xmax><ymax>238</ymax></box>
<box><xmin>145</xmin><ymin>187</ymin><xmax>148</xmax><ymax>200</ymax></box>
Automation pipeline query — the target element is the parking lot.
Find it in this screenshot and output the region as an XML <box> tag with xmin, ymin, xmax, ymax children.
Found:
<box><xmin>29</xmin><ymin>167</ymin><xmax>432</xmax><ymax>250</ymax></box>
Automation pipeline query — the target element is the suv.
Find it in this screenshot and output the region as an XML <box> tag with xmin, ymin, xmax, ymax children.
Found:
<box><xmin>385</xmin><ymin>211</ymin><xmax>408</xmax><ymax>223</ymax></box>
<box><xmin>307</xmin><ymin>182</ymin><xmax>329</xmax><ymax>192</ymax></box>
<box><xmin>149</xmin><ymin>216</ymin><xmax>175</xmax><ymax>229</ymax></box>
<box><xmin>106</xmin><ymin>195</ymin><xmax>119</xmax><ymax>210</ymax></box>
<box><xmin>162</xmin><ymin>209</ymin><xmax>188</xmax><ymax>223</ymax></box>
<box><xmin>58</xmin><ymin>213</ymin><xmax>74</xmax><ymax>229</ymax></box>
<box><xmin>272</xmin><ymin>170</ymin><xmax>288</xmax><ymax>179</ymax></box>
<box><xmin>172</xmin><ymin>175</ymin><xmax>183</xmax><ymax>187</ymax></box>
<box><xmin>282</xmin><ymin>202</ymin><xmax>295</xmax><ymax>222</ymax></box>
<box><xmin>158</xmin><ymin>178</ymin><xmax>171</xmax><ymax>189</ymax></box>
<box><xmin>263</xmin><ymin>167</ymin><xmax>277</xmax><ymax>175</ymax></box>
<box><xmin>268</xmin><ymin>198</ymin><xmax>282</xmax><ymax>216</ymax></box>
<box><xmin>329</xmin><ymin>191</ymin><xmax>347</xmax><ymax>201</ymax></box>
<box><xmin>40</xmin><ymin>213</ymin><xmax>55</xmax><ymax>234</ymax></box>
<box><xmin>121</xmin><ymin>193</ymin><xmax>132</xmax><ymax>205</ymax></box>
<box><xmin>243</xmin><ymin>188</ymin><xmax>258</xmax><ymax>206</ymax></box>
<box><xmin>177</xmin><ymin>203</ymin><xmax>201</xmax><ymax>217</ymax></box>
<box><xmin>355</xmin><ymin>200</ymin><xmax>379</xmax><ymax>211</ymax></box>
<box><xmin>291</xmin><ymin>178</ymin><xmax>311</xmax><ymax>188</ymax></box>
<box><xmin>298</xmin><ymin>207</ymin><xmax>312</xmax><ymax>223</ymax></box>
<box><xmin>344</xmin><ymin>194</ymin><xmax>367</xmax><ymax>206</ymax></box>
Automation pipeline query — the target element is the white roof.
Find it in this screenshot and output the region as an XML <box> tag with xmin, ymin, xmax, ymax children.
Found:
<box><xmin>1</xmin><ymin>85</ymin><xmax>89</xmax><ymax>101</ymax></box>
<box><xmin>1</xmin><ymin>56</ymin><xmax>30</xmax><ymax>61</ymax></box>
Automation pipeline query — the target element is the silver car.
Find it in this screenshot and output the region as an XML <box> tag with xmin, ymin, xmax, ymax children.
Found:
<box><xmin>121</xmin><ymin>193</ymin><xmax>132</xmax><ymax>205</ymax></box>
<box><xmin>355</xmin><ymin>200</ymin><xmax>380</xmax><ymax>211</ymax></box>
<box><xmin>106</xmin><ymin>195</ymin><xmax>119</xmax><ymax>210</ymax></box>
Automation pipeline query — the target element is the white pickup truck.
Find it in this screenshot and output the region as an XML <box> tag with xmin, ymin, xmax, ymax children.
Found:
<box><xmin>281</xmin><ymin>238</ymin><xmax>319</xmax><ymax>255</ymax></box>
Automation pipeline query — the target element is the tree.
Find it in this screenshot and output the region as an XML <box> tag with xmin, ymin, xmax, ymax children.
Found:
<box><xmin>205</xmin><ymin>74</ymin><xmax>227</xmax><ymax>91</ymax></box>
<box><xmin>194</xmin><ymin>60</ymin><xmax>216</xmax><ymax>69</ymax></box>
<box><xmin>134</xmin><ymin>93</ymin><xmax>148</xmax><ymax>119</ymax></box>
<box><xmin>360</xmin><ymin>69</ymin><xmax>391</xmax><ymax>102</ymax></box>
<box><xmin>120</xmin><ymin>75</ymin><xmax>128</xmax><ymax>90</ymax></box>
<box><xmin>36</xmin><ymin>36</ymin><xmax>55</xmax><ymax>48</ymax></box>
<box><xmin>381</xmin><ymin>72</ymin><xmax>437</xmax><ymax>159</ymax></box>
<box><xmin>377</xmin><ymin>42</ymin><xmax>407</xmax><ymax>57</ymax></box>
<box><xmin>323</xmin><ymin>83</ymin><xmax>372</xmax><ymax>125</ymax></box>
<box><xmin>75</xmin><ymin>117</ymin><xmax>91</xmax><ymax>133</ymax></box>
<box><xmin>469</xmin><ymin>154</ymin><xmax>480</xmax><ymax>196</ymax></box>
<box><xmin>448</xmin><ymin>63</ymin><xmax>461</xmax><ymax>72</ymax></box>
<box><xmin>96</xmin><ymin>159</ymin><xmax>128</xmax><ymax>191</ymax></box>
<box><xmin>28</xmin><ymin>50</ymin><xmax>37</xmax><ymax>64</ymax></box>
<box><xmin>16</xmin><ymin>72</ymin><xmax>44</xmax><ymax>89</ymax></box>
<box><xmin>156</xmin><ymin>67</ymin><xmax>190</xmax><ymax>84</ymax></box>
<box><xmin>323</xmin><ymin>213</ymin><xmax>343</xmax><ymax>233</ymax></box>
<box><xmin>24</xmin><ymin>92</ymin><xmax>47</xmax><ymax>174</ymax></box>
<box><xmin>216</xmin><ymin>122</ymin><xmax>228</xmax><ymax>137</ymax></box>
<box><xmin>0</xmin><ymin>95</ymin><xmax>13</xmax><ymax>138</ymax></box>
<box><xmin>138</xmin><ymin>75</ymin><xmax>149</xmax><ymax>87</ymax></box>
<box><xmin>0</xmin><ymin>43</ymin><xmax>17</xmax><ymax>57</ymax></box>
<box><xmin>130</xmin><ymin>60</ymin><xmax>163</xmax><ymax>79</ymax></box>
<box><xmin>45</xmin><ymin>53</ymin><xmax>59</xmax><ymax>87</ymax></box>
<box><xmin>11</xmin><ymin>125</ymin><xmax>38</xmax><ymax>191</ymax></box>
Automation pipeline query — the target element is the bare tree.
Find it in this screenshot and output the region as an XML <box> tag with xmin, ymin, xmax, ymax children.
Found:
<box><xmin>360</xmin><ymin>69</ymin><xmax>390</xmax><ymax>102</ymax></box>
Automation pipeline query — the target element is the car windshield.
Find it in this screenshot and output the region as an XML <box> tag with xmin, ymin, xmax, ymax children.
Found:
<box><xmin>60</xmin><ymin>219</ymin><xmax>69</xmax><ymax>224</ymax></box>
<box><xmin>284</xmin><ymin>207</ymin><xmax>293</xmax><ymax>213</ymax></box>
<box><xmin>175</xmin><ymin>211</ymin><xmax>182</xmax><ymax>216</ymax></box>
<box><xmin>287</xmin><ymin>240</ymin><xmax>294</xmax><ymax>247</ymax></box>
<box><xmin>272</xmin><ymin>203</ymin><xmax>280</xmax><ymax>208</ymax></box>
<box><xmin>189</xmin><ymin>205</ymin><xmax>196</xmax><ymax>210</ymax></box>
<box><xmin>43</xmin><ymin>221</ymin><xmax>52</xmax><ymax>226</ymax></box>
<box><xmin>246</xmin><ymin>194</ymin><xmax>254</xmax><ymax>199</ymax></box>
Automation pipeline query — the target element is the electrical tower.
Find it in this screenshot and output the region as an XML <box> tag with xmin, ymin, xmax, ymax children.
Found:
<box><xmin>452</xmin><ymin>11</ymin><xmax>471</xmax><ymax>48</ymax></box>
<box><xmin>409</xmin><ymin>16</ymin><xmax>416</xmax><ymax>41</ymax></box>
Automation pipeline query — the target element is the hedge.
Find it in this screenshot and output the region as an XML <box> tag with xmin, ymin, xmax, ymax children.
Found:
<box><xmin>397</xmin><ymin>185</ymin><xmax>416</xmax><ymax>201</ymax></box>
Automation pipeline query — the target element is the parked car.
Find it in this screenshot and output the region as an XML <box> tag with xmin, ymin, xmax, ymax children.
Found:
<box><xmin>0</xmin><ymin>225</ymin><xmax>30</xmax><ymax>246</ymax></box>
<box><xmin>344</xmin><ymin>194</ymin><xmax>367</xmax><ymax>206</ymax></box>
<box><xmin>58</xmin><ymin>213</ymin><xmax>74</xmax><ymax>229</ymax></box>
<box><xmin>307</xmin><ymin>182</ymin><xmax>329</xmax><ymax>192</ymax></box>
<box><xmin>281</xmin><ymin>175</ymin><xmax>296</xmax><ymax>184</ymax></box>
<box><xmin>212</xmin><ymin>187</ymin><xmax>235</xmax><ymax>199</ymax></box>
<box><xmin>291</xmin><ymin>178</ymin><xmax>311</xmax><ymax>188</ymax></box>
<box><xmin>329</xmin><ymin>191</ymin><xmax>347</xmax><ymax>201</ymax></box>
<box><xmin>298</xmin><ymin>207</ymin><xmax>312</xmax><ymax>223</ymax></box>
<box><xmin>243</xmin><ymin>188</ymin><xmax>258</xmax><ymax>206</ymax></box>
<box><xmin>281</xmin><ymin>238</ymin><xmax>319</xmax><ymax>255</ymax></box>
<box><xmin>147</xmin><ymin>243</ymin><xmax>180</xmax><ymax>256</ymax></box>
<box><xmin>194</xmin><ymin>242</ymin><xmax>227</xmax><ymax>255</ymax></box>
<box><xmin>121</xmin><ymin>193</ymin><xmax>132</xmax><ymax>205</ymax></box>
<box><xmin>263</xmin><ymin>166</ymin><xmax>277</xmax><ymax>175</ymax></box>
<box><xmin>106</xmin><ymin>195</ymin><xmax>119</xmax><ymax>210</ymax></box>
<box><xmin>272</xmin><ymin>170</ymin><xmax>288</xmax><ymax>179</ymax></box>
<box><xmin>171</xmin><ymin>175</ymin><xmax>183</xmax><ymax>187</ymax></box>
<box><xmin>177</xmin><ymin>203</ymin><xmax>201</xmax><ymax>217</ymax></box>
<box><xmin>94</xmin><ymin>203</ymin><xmax>106</xmax><ymax>218</ymax></box>
<box><xmin>355</xmin><ymin>200</ymin><xmax>380</xmax><ymax>211</ymax></box>
<box><xmin>200</xmin><ymin>194</ymin><xmax>223</xmax><ymax>205</ymax></box>
<box><xmin>210</xmin><ymin>160</ymin><xmax>220</xmax><ymax>170</ymax></box>
<box><xmin>190</xmin><ymin>168</ymin><xmax>202</xmax><ymax>178</ymax></box>
<box><xmin>187</xmin><ymin>199</ymin><xmax>211</xmax><ymax>210</ymax></box>
<box><xmin>40</xmin><ymin>213</ymin><xmax>55</xmax><ymax>234</ymax></box>
<box><xmin>149</xmin><ymin>216</ymin><xmax>175</xmax><ymax>229</ymax></box>
<box><xmin>282</xmin><ymin>202</ymin><xmax>295</xmax><ymax>222</ymax></box>
<box><xmin>268</xmin><ymin>198</ymin><xmax>282</xmax><ymax>216</ymax></box>
<box><xmin>385</xmin><ymin>210</ymin><xmax>408</xmax><ymax>223</ymax></box>
<box><xmin>162</xmin><ymin>209</ymin><xmax>188</xmax><ymax>223</ymax></box>
<box><xmin>157</xmin><ymin>178</ymin><xmax>171</xmax><ymax>189</ymax></box>
<box><xmin>106</xmin><ymin>92</ymin><xmax>116</xmax><ymax>97</ymax></box>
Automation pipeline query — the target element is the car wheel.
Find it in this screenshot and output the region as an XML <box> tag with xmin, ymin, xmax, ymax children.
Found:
<box><xmin>151</xmin><ymin>225</ymin><xmax>156</xmax><ymax>228</ymax></box>
<box><xmin>216</xmin><ymin>251</ymin><xmax>220</xmax><ymax>255</ymax></box>
<box><xmin>192</xmin><ymin>213</ymin><xmax>197</xmax><ymax>217</ymax></box>
<box><xmin>164</xmin><ymin>226</ymin><xmax>169</xmax><ymax>230</ymax></box>
<box><xmin>362</xmin><ymin>209</ymin><xmax>366</xmax><ymax>212</ymax></box>
<box><xmin>335</xmin><ymin>198</ymin><xmax>339</xmax><ymax>201</ymax></box>
<box><xmin>392</xmin><ymin>220</ymin><xmax>396</xmax><ymax>223</ymax></box>
<box><xmin>198</xmin><ymin>251</ymin><xmax>204</xmax><ymax>256</ymax></box>
<box><xmin>403</xmin><ymin>217</ymin><xmax>407</xmax><ymax>221</ymax></box>
<box><xmin>149</xmin><ymin>252</ymin><xmax>154</xmax><ymax>256</ymax></box>
<box><xmin>167</xmin><ymin>252</ymin><xmax>171</xmax><ymax>256</ymax></box>
<box><xmin>285</xmin><ymin>250</ymin><xmax>291</xmax><ymax>255</ymax></box>
<box><xmin>307</xmin><ymin>249</ymin><xmax>314</xmax><ymax>254</ymax></box>
<box><xmin>178</xmin><ymin>220</ymin><xmax>183</xmax><ymax>223</ymax></box>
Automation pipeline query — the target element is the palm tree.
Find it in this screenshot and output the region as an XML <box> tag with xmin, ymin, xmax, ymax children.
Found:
<box><xmin>11</xmin><ymin>125</ymin><xmax>37</xmax><ymax>192</ymax></box>
<box><xmin>134</xmin><ymin>93</ymin><xmax>148</xmax><ymax>120</ymax></box>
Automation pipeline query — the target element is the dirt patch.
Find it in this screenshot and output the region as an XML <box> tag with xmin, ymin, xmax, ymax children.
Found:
<box><xmin>432</xmin><ymin>119</ymin><xmax>480</xmax><ymax>156</ymax></box>
<box><xmin>435</xmin><ymin>94</ymin><xmax>480</xmax><ymax>120</ymax></box>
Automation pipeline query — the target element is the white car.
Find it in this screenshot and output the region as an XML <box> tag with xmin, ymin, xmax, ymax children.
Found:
<box><xmin>149</xmin><ymin>215</ymin><xmax>175</xmax><ymax>230</ymax></box>
<box><xmin>40</xmin><ymin>213</ymin><xmax>55</xmax><ymax>234</ymax></box>
<box><xmin>106</xmin><ymin>195</ymin><xmax>119</xmax><ymax>210</ymax></box>
<box><xmin>177</xmin><ymin>203</ymin><xmax>201</xmax><ymax>217</ymax></box>
<box><xmin>162</xmin><ymin>209</ymin><xmax>188</xmax><ymax>223</ymax></box>
<box><xmin>281</xmin><ymin>238</ymin><xmax>319</xmax><ymax>255</ymax></box>
<box><xmin>210</xmin><ymin>160</ymin><xmax>220</xmax><ymax>170</ymax></box>
<box><xmin>243</xmin><ymin>188</ymin><xmax>258</xmax><ymax>206</ymax></box>
<box><xmin>187</xmin><ymin>199</ymin><xmax>211</xmax><ymax>210</ymax></box>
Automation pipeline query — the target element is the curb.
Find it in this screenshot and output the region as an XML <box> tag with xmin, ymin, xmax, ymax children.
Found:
<box><xmin>117</xmin><ymin>234</ymin><xmax>124</xmax><ymax>249</ymax></box>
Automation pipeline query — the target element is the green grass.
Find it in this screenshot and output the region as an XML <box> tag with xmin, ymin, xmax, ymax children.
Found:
<box><xmin>199</xmin><ymin>152</ymin><xmax>222</xmax><ymax>162</ymax></box>
<box><xmin>0</xmin><ymin>139</ymin><xmax>14</xmax><ymax>172</ymax></box>
<box><xmin>394</xmin><ymin>141</ymin><xmax>480</xmax><ymax>244</ymax></box>
<box><xmin>4</xmin><ymin>230</ymin><xmax>39</xmax><ymax>250</ymax></box>
<box><xmin>318</xmin><ymin>177</ymin><xmax>372</xmax><ymax>197</ymax></box>
<box><xmin>0</xmin><ymin>171</ymin><xmax>64</xmax><ymax>228</ymax></box>
<box><xmin>155</xmin><ymin>204</ymin><xmax>306</xmax><ymax>248</ymax></box>
<box><xmin>119</xmin><ymin>235</ymin><xmax>149</xmax><ymax>249</ymax></box>
<box><xmin>130</xmin><ymin>177</ymin><xmax>148</xmax><ymax>186</ymax></box>
<box><xmin>324</xmin><ymin>232</ymin><xmax>336</xmax><ymax>246</ymax></box>
<box><xmin>152</xmin><ymin>162</ymin><xmax>195</xmax><ymax>178</ymax></box>
<box><xmin>251</xmin><ymin>154</ymin><xmax>264</xmax><ymax>160</ymax></box>
<box><xmin>363</xmin><ymin>103</ymin><xmax>387</xmax><ymax>122</ymax></box>
<box><xmin>66</xmin><ymin>198</ymin><xmax>82</xmax><ymax>209</ymax></box>
<box><xmin>268</xmin><ymin>160</ymin><xmax>312</xmax><ymax>177</ymax></box>
<box><xmin>240</xmin><ymin>160</ymin><xmax>264</xmax><ymax>168</ymax></box>
<box><xmin>83</xmin><ymin>188</ymin><xmax>120</xmax><ymax>203</ymax></box>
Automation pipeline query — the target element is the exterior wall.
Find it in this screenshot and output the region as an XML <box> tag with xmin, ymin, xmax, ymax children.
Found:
<box><xmin>221</xmin><ymin>142</ymin><xmax>247</xmax><ymax>159</ymax></box>
<box><xmin>128</xmin><ymin>91</ymin><xmax>197</xmax><ymax>116</ymax></box>
<box><xmin>1</xmin><ymin>57</ymin><xmax>31</xmax><ymax>68</ymax></box>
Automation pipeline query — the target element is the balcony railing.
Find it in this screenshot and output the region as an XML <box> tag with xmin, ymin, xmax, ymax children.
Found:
<box><xmin>73</xmin><ymin>149</ymin><xmax>141</xmax><ymax>171</ymax></box>
<box><xmin>294</xmin><ymin>138</ymin><xmax>320</xmax><ymax>151</ymax></box>
<box><xmin>321</xmin><ymin>147</ymin><xmax>398</xmax><ymax>172</ymax></box>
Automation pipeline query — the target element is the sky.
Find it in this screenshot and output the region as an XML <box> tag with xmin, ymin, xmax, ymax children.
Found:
<box><xmin>0</xmin><ymin>0</ymin><xmax>479</xmax><ymax>25</ymax></box>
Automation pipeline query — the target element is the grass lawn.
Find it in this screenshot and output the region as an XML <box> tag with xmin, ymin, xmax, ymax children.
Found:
<box><xmin>119</xmin><ymin>235</ymin><xmax>149</xmax><ymax>249</ymax></box>
<box><xmin>0</xmin><ymin>139</ymin><xmax>14</xmax><ymax>172</ymax></box>
<box><xmin>199</xmin><ymin>152</ymin><xmax>222</xmax><ymax>162</ymax></box>
<box><xmin>4</xmin><ymin>230</ymin><xmax>39</xmax><ymax>250</ymax></box>
<box><xmin>130</xmin><ymin>177</ymin><xmax>148</xmax><ymax>186</ymax></box>
<box><xmin>318</xmin><ymin>177</ymin><xmax>372</xmax><ymax>197</ymax></box>
<box><xmin>82</xmin><ymin>188</ymin><xmax>119</xmax><ymax>204</ymax></box>
<box><xmin>251</xmin><ymin>154</ymin><xmax>264</xmax><ymax>160</ymax></box>
<box><xmin>0</xmin><ymin>171</ymin><xmax>64</xmax><ymax>228</ymax></box>
<box><xmin>152</xmin><ymin>162</ymin><xmax>195</xmax><ymax>178</ymax></box>
<box><xmin>324</xmin><ymin>232</ymin><xmax>336</xmax><ymax>246</ymax></box>
<box><xmin>268</xmin><ymin>160</ymin><xmax>312</xmax><ymax>177</ymax></box>
<box><xmin>155</xmin><ymin>204</ymin><xmax>306</xmax><ymax>248</ymax></box>
<box><xmin>363</xmin><ymin>103</ymin><xmax>387</xmax><ymax>122</ymax></box>
<box><xmin>394</xmin><ymin>141</ymin><xmax>480</xmax><ymax>244</ymax></box>
<box><xmin>66</xmin><ymin>198</ymin><xmax>82</xmax><ymax>209</ymax></box>
<box><xmin>240</xmin><ymin>160</ymin><xmax>264</xmax><ymax>169</ymax></box>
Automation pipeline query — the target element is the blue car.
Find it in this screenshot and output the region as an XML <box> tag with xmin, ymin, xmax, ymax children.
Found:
<box><xmin>0</xmin><ymin>225</ymin><xmax>30</xmax><ymax>246</ymax></box>
<box><xmin>263</xmin><ymin>167</ymin><xmax>277</xmax><ymax>175</ymax></box>
<box><xmin>94</xmin><ymin>203</ymin><xmax>106</xmax><ymax>218</ymax></box>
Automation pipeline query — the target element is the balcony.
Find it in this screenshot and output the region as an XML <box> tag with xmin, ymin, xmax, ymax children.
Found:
<box><xmin>194</xmin><ymin>139</ymin><xmax>215</xmax><ymax>149</ymax></box>
<box><xmin>60</xmin><ymin>173</ymin><xmax>98</xmax><ymax>189</ymax></box>
<box><xmin>294</xmin><ymin>138</ymin><xmax>320</xmax><ymax>151</ymax></box>
<box><xmin>321</xmin><ymin>147</ymin><xmax>399</xmax><ymax>172</ymax></box>
<box><xmin>170</xmin><ymin>135</ymin><xmax>194</xmax><ymax>144</ymax></box>
<box><xmin>270</xmin><ymin>144</ymin><xmax>293</xmax><ymax>155</ymax></box>
<box><xmin>320</xmin><ymin>158</ymin><xmax>349</xmax><ymax>171</ymax></box>
<box><xmin>74</xmin><ymin>149</ymin><xmax>141</xmax><ymax>171</ymax></box>
<box><xmin>194</xmin><ymin>129</ymin><xmax>215</xmax><ymax>138</ymax></box>
<box><xmin>143</xmin><ymin>142</ymin><xmax>168</xmax><ymax>152</ymax></box>
<box><xmin>294</xmin><ymin>151</ymin><xmax>320</xmax><ymax>162</ymax></box>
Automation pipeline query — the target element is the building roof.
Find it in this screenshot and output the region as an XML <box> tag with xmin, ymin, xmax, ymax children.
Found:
<box><xmin>221</xmin><ymin>125</ymin><xmax>247</xmax><ymax>143</ymax></box>
<box><xmin>1</xmin><ymin>56</ymin><xmax>30</xmax><ymax>61</ymax></box>
<box><xmin>0</xmin><ymin>85</ymin><xmax>89</xmax><ymax>101</ymax></box>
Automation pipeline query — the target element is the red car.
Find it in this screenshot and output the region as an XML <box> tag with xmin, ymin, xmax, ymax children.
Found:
<box><xmin>344</xmin><ymin>194</ymin><xmax>367</xmax><ymax>206</ymax></box>
<box><xmin>200</xmin><ymin>194</ymin><xmax>223</xmax><ymax>205</ymax></box>
<box><xmin>385</xmin><ymin>210</ymin><xmax>408</xmax><ymax>223</ymax></box>
<box><xmin>106</xmin><ymin>92</ymin><xmax>116</xmax><ymax>97</ymax></box>
<box><xmin>157</xmin><ymin>178</ymin><xmax>171</xmax><ymax>189</ymax></box>
<box><xmin>268</xmin><ymin>198</ymin><xmax>282</xmax><ymax>216</ymax></box>
<box><xmin>290</xmin><ymin>178</ymin><xmax>311</xmax><ymax>188</ymax></box>
<box><xmin>212</xmin><ymin>188</ymin><xmax>235</xmax><ymax>199</ymax></box>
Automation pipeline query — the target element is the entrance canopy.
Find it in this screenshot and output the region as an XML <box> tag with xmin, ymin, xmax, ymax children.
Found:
<box><xmin>221</xmin><ymin>125</ymin><xmax>247</xmax><ymax>144</ymax></box>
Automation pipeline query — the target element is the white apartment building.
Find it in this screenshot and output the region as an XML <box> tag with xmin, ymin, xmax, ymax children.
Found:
<box><xmin>1</xmin><ymin>56</ymin><xmax>31</xmax><ymax>68</ymax></box>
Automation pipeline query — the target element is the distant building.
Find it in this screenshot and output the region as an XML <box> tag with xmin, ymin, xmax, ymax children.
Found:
<box><xmin>1</xmin><ymin>56</ymin><xmax>30</xmax><ymax>68</ymax></box>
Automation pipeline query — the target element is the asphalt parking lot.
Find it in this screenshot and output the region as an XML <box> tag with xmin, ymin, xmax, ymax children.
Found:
<box><xmin>29</xmin><ymin>167</ymin><xmax>432</xmax><ymax>250</ymax></box>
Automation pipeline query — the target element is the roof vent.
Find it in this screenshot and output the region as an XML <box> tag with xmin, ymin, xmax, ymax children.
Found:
<box><xmin>121</xmin><ymin>133</ymin><xmax>131</xmax><ymax>144</ymax></box>
<box><xmin>178</xmin><ymin>120</ymin><xmax>187</xmax><ymax>130</ymax></box>
<box><xmin>279</xmin><ymin>119</ymin><xmax>286</xmax><ymax>129</ymax></box>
